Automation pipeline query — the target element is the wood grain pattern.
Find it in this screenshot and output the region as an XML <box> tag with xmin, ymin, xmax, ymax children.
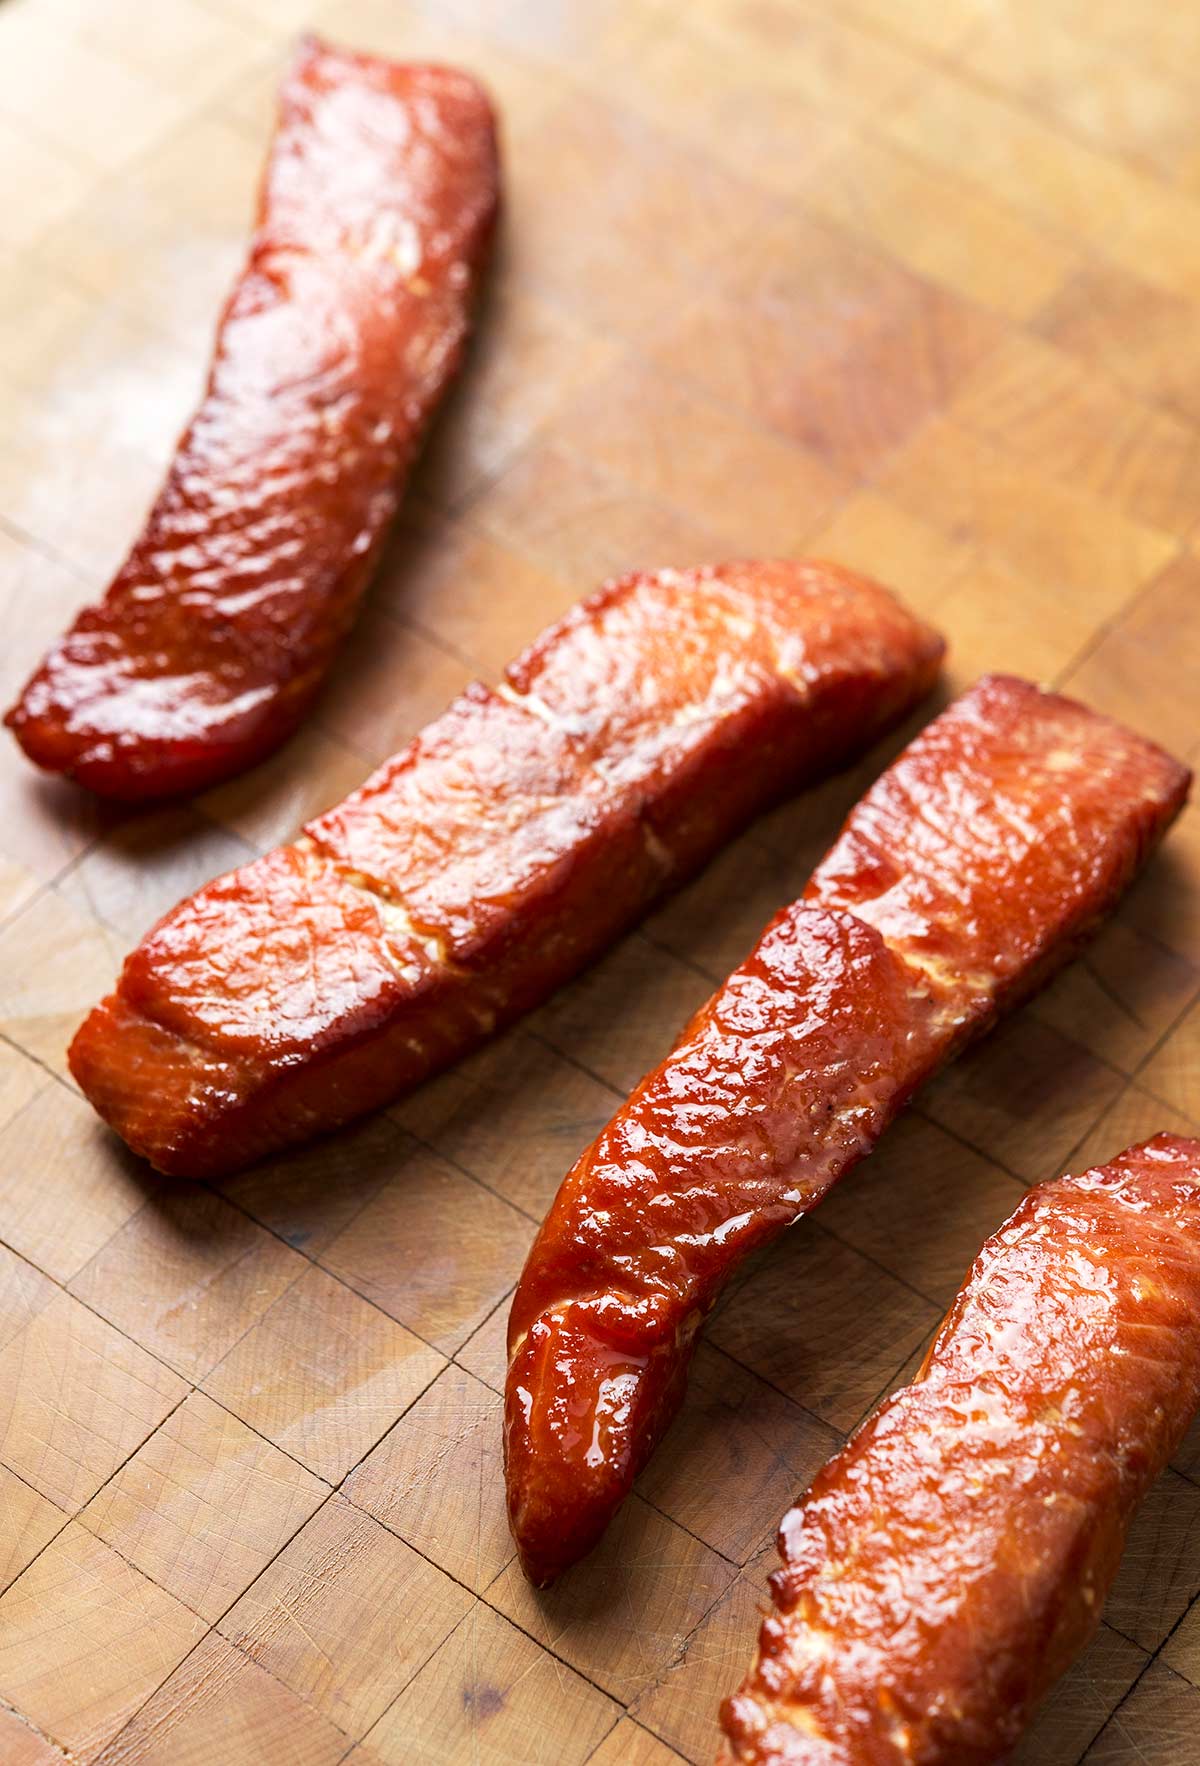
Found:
<box><xmin>0</xmin><ymin>0</ymin><xmax>1198</xmax><ymax>1759</ymax></box>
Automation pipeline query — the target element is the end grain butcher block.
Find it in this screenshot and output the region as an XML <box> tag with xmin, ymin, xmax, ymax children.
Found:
<box><xmin>1</xmin><ymin>3</ymin><xmax>1199</xmax><ymax>1766</ymax></box>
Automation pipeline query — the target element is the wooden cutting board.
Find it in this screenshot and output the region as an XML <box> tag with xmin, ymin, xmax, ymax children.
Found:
<box><xmin>1</xmin><ymin>0</ymin><xmax>1199</xmax><ymax>1760</ymax></box>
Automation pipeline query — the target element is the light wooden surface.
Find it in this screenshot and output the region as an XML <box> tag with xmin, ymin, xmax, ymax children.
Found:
<box><xmin>1</xmin><ymin>0</ymin><xmax>1200</xmax><ymax>1760</ymax></box>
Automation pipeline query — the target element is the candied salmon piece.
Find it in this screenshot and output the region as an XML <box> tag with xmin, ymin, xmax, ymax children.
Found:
<box><xmin>307</xmin><ymin>682</ymin><xmax>657</xmax><ymax>1008</ymax></box>
<box><xmin>70</xmin><ymin>560</ymin><xmax>942</xmax><ymax>1176</ymax></box>
<box><xmin>5</xmin><ymin>38</ymin><xmax>499</xmax><ymax>799</ymax></box>
<box><xmin>77</xmin><ymin>844</ymin><xmax>484</xmax><ymax>1176</ymax></box>
<box><xmin>809</xmin><ymin>671</ymin><xmax>1181</xmax><ymax>1018</ymax></box>
<box><xmin>720</xmin><ymin>1135</ymin><xmax>1200</xmax><ymax>1765</ymax></box>
<box><xmin>505</xmin><ymin>560</ymin><xmax>931</xmax><ymax>871</ymax></box>
<box><xmin>504</xmin><ymin>676</ymin><xmax>1190</xmax><ymax>1586</ymax></box>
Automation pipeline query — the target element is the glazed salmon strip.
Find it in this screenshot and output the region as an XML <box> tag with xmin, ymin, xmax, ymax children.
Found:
<box><xmin>504</xmin><ymin>676</ymin><xmax>1190</xmax><ymax>1585</ymax></box>
<box><xmin>70</xmin><ymin>560</ymin><xmax>942</xmax><ymax>1176</ymax></box>
<box><xmin>720</xmin><ymin>1134</ymin><xmax>1200</xmax><ymax>1766</ymax></box>
<box><xmin>6</xmin><ymin>37</ymin><xmax>499</xmax><ymax>800</ymax></box>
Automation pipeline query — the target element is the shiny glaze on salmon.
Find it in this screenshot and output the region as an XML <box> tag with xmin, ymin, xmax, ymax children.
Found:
<box><xmin>5</xmin><ymin>37</ymin><xmax>499</xmax><ymax>799</ymax></box>
<box><xmin>504</xmin><ymin>677</ymin><xmax>1190</xmax><ymax>1586</ymax></box>
<box><xmin>720</xmin><ymin>1134</ymin><xmax>1200</xmax><ymax>1765</ymax></box>
<box><xmin>69</xmin><ymin>561</ymin><xmax>943</xmax><ymax>1174</ymax></box>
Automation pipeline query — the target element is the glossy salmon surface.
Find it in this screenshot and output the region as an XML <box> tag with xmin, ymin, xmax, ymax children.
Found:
<box><xmin>5</xmin><ymin>37</ymin><xmax>499</xmax><ymax>799</ymax></box>
<box><xmin>69</xmin><ymin>561</ymin><xmax>943</xmax><ymax>1175</ymax></box>
<box><xmin>720</xmin><ymin>1134</ymin><xmax>1200</xmax><ymax>1765</ymax></box>
<box><xmin>504</xmin><ymin>677</ymin><xmax>1190</xmax><ymax>1586</ymax></box>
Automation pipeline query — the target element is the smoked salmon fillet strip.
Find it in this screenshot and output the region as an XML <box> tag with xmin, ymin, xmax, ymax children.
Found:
<box><xmin>5</xmin><ymin>37</ymin><xmax>499</xmax><ymax>800</ymax></box>
<box><xmin>720</xmin><ymin>1134</ymin><xmax>1200</xmax><ymax>1766</ymax></box>
<box><xmin>504</xmin><ymin>676</ymin><xmax>1190</xmax><ymax>1585</ymax></box>
<box><xmin>69</xmin><ymin>560</ymin><xmax>942</xmax><ymax>1176</ymax></box>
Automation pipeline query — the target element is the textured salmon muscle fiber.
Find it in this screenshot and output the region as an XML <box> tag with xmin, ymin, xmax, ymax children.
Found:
<box><xmin>720</xmin><ymin>1133</ymin><xmax>1200</xmax><ymax>1766</ymax></box>
<box><xmin>4</xmin><ymin>36</ymin><xmax>500</xmax><ymax>800</ymax></box>
<box><xmin>68</xmin><ymin>559</ymin><xmax>944</xmax><ymax>1177</ymax></box>
<box><xmin>503</xmin><ymin>675</ymin><xmax>1191</xmax><ymax>1587</ymax></box>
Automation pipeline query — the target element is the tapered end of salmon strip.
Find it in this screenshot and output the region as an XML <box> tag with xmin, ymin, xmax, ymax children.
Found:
<box><xmin>5</xmin><ymin>633</ymin><xmax>301</xmax><ymax>802</ymax></box>
<box><xmin>504</xmin><ymin>1306</ymin><xmax>691</xmax><ymax>1586</ymax></box>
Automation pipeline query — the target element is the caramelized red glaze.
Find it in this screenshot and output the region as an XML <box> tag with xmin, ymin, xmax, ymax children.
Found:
<box><xmin>504</xmin><ymin>677</ymin><xmax>1190</xmax><ymax>1586</ymax></box>
<box><xmin>720</xmin><ymin>1134</ymin><xmax>1200</xmax><ymax>1765</ymax></box>
<box><xmin>5</xmin><ymin>37</ymin><xmax>499</xmax><ymax>799</ymax></box>
<box><xmin>69</xmin><ymin>561</ymin><xmax>942</xmax><ymax>1175</ymax></box>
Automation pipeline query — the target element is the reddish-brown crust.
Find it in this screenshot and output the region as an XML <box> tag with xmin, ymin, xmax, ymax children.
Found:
<box><xmin>5</xmin><ymin>37</ymin><xmax>499</xmax><ymax>800</ymax></box>
<box><xmin>503</xmin><ymin>677</ymin><xmax>1190</xmax><ymax>1586</ymax></box>
<box><xmin>720</xmin><ymin>1134</ymin><xmax>1200</xmax><ymax>1765</ymax></box>
<box><xmin>68</xmin><ymin>560</ymin><xmax>943</xmax><ymax>1176</ymax></box>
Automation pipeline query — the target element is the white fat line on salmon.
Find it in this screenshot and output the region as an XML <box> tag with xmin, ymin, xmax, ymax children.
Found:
<box><xmin>294</xmin><ymin>833</ymin><xmax>453</xmax><ymax>973</ymax></box>
<box><xmin>495</xmin><ymin>680</ymin><xmax>587</xmax><ymax>735</ymax></box>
